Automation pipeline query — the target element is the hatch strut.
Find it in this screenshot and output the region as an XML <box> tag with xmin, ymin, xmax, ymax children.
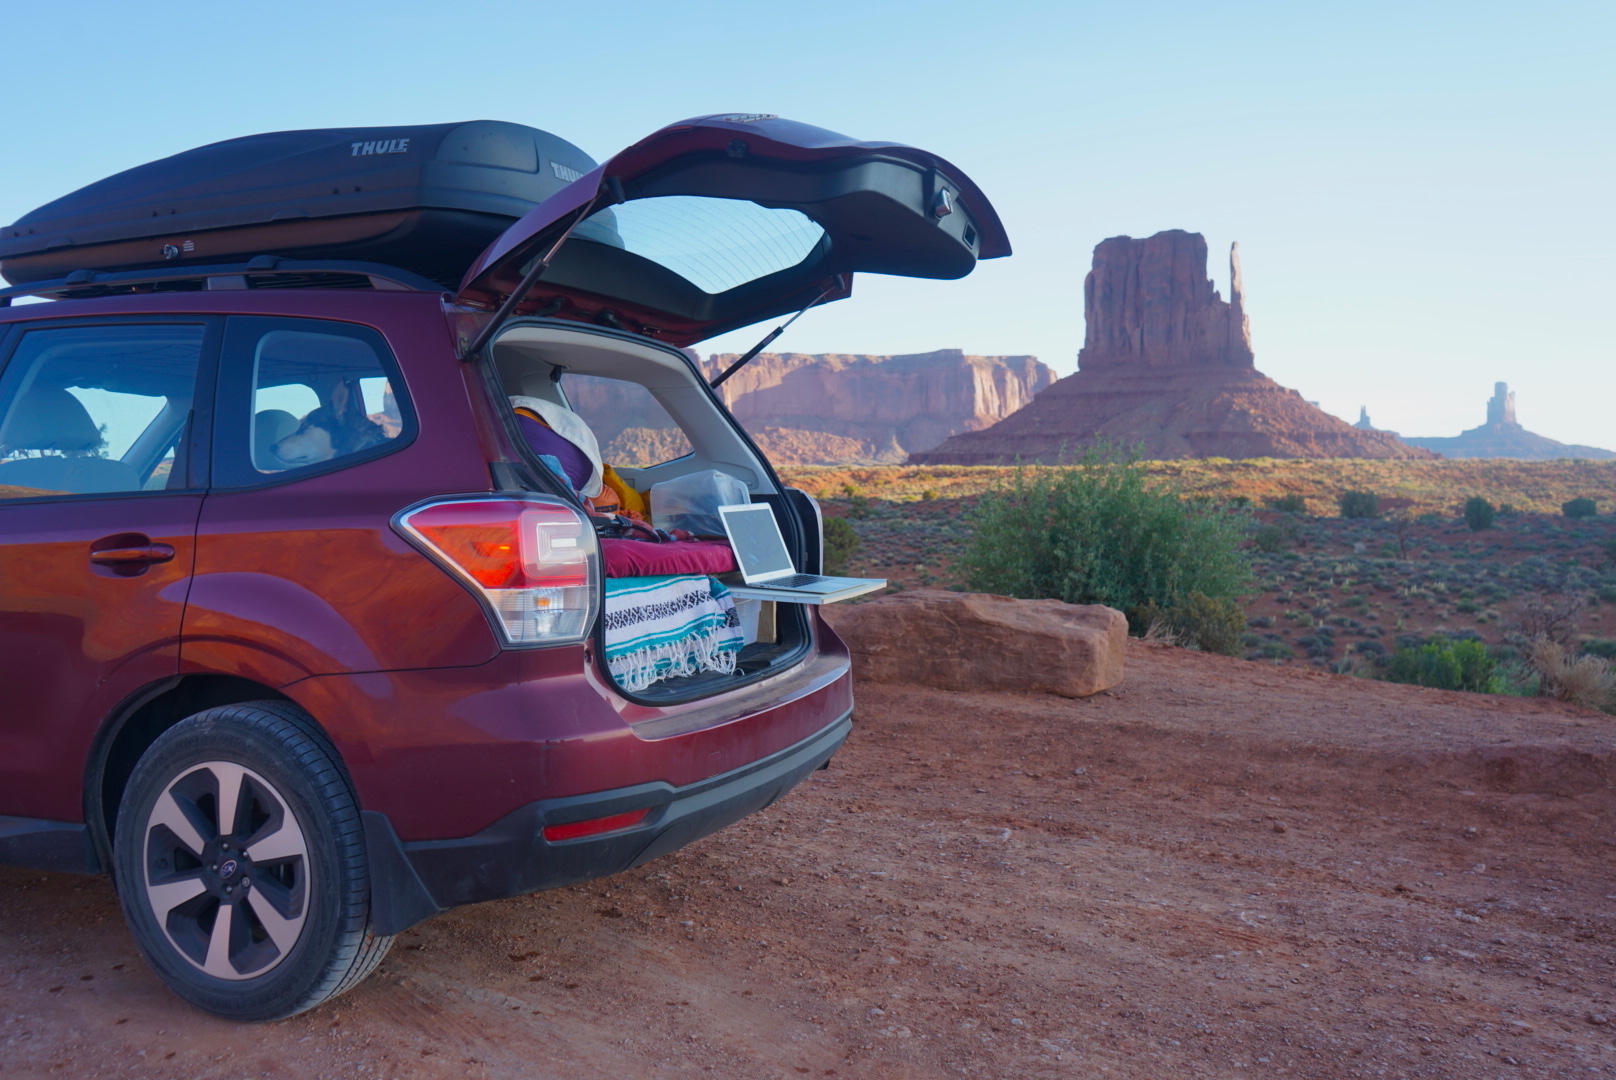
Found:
<box><xmin>709</xmin><ymin>278</ymin><xmax>842</xmax><ymax>389</ymax></box>
<box><xmin>461</xmin><ymin>184</ymin><xmax>616</xmax><ymax>361</ymax></box>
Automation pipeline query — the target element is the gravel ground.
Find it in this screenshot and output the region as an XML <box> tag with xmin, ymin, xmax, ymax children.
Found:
<box><xmin>4</xmin><ymin>641</ymin><xmax>1614</xmax><ymax>1080</ymax></box>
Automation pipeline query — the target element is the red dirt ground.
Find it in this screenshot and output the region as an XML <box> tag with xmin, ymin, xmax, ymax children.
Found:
<box><xmin>4</xmin><ymin>642</ymin><xmax>1614</xmax><ymax>1079</ymax></box>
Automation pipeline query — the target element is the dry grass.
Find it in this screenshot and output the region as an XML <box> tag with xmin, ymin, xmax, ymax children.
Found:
<box><xmin>781</xmin><ymin>458</ymin><xmax>1616</xmax><ymax>518</ymax></box>
<box><xmin>1528</xmin><ymin>636</ymin><xmax>1616</xmax><ymax>711</ymax></box>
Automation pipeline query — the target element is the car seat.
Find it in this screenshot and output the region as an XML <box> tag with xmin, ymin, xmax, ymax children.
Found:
<box><xmin>0</xmin><ymin>386</ymin><xmax>138</xmax><ymax>494</ymax></box>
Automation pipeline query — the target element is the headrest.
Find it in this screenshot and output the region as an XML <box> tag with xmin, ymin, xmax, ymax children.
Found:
<box><xmin>1</xmin><ymin>386</ymin><xmax>102</xmax><ymax>452</ymax></box>
<box><xmin>253</xmin><ymin>409</ymin><xmax>299</xmax><ymax>469</ymax></box>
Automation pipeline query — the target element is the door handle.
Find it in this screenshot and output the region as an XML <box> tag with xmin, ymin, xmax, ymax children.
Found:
<box><xmin>90</xmin><ymin>543</ymin><xmax>176</xmax><ymax>566</ymax></box>
<box><xmin>89</xmin><ymin>535</ymin><xmax>177</xmax><ymax>577</ymax></box>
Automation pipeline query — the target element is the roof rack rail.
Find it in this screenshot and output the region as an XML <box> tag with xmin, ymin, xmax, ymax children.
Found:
<box><xmin>0</xmin><ymin>258</ymin><xmax>445</xmax><ymax>305</ymax></box>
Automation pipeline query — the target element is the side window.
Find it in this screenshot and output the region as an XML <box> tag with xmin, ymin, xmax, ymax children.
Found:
<box><xmin>563</xmin><ymin>373</ymin><xmax>692</xmax><ymax>467</ymax></box>
<box><xmin>215</xmin><ymin>317</ymin><xmax>412</xmax><ymax>487</ymax></box>
<box><xmin>0</xmin><ymin>323</ymin><xmax>206</xmax><ymax>500</ymax></box>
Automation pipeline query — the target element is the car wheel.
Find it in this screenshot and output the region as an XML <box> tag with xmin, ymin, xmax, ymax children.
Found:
<box><xmin>112</xmin><ymin>701</ymin><xmax>392</xmax><ymax>1020</ymax></box>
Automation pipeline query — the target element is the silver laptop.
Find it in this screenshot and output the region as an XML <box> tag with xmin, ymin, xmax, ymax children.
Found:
<box><xmin>717</xmin><ymin>503</ymin><xmax>885</xmax><ymax>601</ymax></box>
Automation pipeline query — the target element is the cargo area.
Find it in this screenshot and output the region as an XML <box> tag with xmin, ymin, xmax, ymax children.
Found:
<box><xmin>490</xmin><ymin>321</ymin><xmax>815</xmax><ymax>704</ymax></box>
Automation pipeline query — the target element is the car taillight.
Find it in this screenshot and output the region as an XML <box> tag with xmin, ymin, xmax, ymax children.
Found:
<box><xmin>395</xmin><ymin>496</ymin><xmax>599</xmax><ymax>646</ymax></box>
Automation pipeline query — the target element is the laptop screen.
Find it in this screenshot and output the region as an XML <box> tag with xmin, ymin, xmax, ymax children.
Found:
<box><xmin>719</xmin><ymin>503</ymin><xmax>796</xmax><ymax>582</ymax></box>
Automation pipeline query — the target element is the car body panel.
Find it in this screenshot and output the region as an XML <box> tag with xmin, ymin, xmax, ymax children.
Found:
<box><xmin>0</xmin><ymin>495</ymin><xmax>202</xmax><ymax>821</ymax></box>
<box><xmin>284</xmin><ymin>612</ymin><xmax>852</xmax><ymax>841</ymax></box>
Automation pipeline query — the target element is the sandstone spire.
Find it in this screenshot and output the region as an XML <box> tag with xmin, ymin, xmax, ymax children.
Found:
<box><xmin>1486</xmin><ymin>382</ymin><xmax>1518</xmax><ymax>426</ymax></box>
<box><xmin>1229</xmin><ymin>241</ymin><xmax>1252</xmax><ymax>362</ymax></box>
<box><xmin>911</xmin><ymin>230</ymin><xmax>1437</xmax><ymax>464</ymax></box>
<box><xmin>1078</xmin><ymin>230</ymin><xmax>1254</xmax><ymax>371</ymax></box>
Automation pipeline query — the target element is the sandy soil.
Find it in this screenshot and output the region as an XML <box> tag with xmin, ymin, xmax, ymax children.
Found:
<box><xmin>4</xmin><ymin>641</ymin><xmax>1614</xmax><ymax>1080</ymax></box>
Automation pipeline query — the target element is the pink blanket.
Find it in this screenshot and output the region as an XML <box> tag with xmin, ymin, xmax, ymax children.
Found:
<box><xmin>600</xmin><ymin>538</ymin><xmax>737</xmax><ymax>579</ymax></box>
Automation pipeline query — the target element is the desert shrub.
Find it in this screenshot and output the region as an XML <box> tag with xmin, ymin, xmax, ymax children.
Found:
<box><xmin>1528</xmin><ymin>637</ymin><xmax>1615</xmax><ymax>710</ymax></box>
<box><xmin>1563</xmin><ymin>498</ymin><xmax>1598</xmax><ymax>519</ymax></box>
<box><xmin>1463</xmin><ymin>497</ymin><xmax>1496</xmax><ymax>531</ymax></box>
<box><xmin>1582</xmin><ymin>639</ymin><xmax>1616</xmax><ymax>660</ymax></box>
<box><xmin>1269</xmin><ymin>494</ymin><xmax>1308</xmax><ymax>513</ymax></box>
<box><xmin>1504</xmin><ymin>591</ymin><xmax>1587</xmax><ymax>647</ymax></box>
<box><xmin>1258</xmin><ymin>642</ymin><xmax>1294</xmax><ymax>659</ymax></box>
<box><xmin>1338</xmin><ymin>490</ymin><xmax>1380</xmax><ymax>519</ymax></box>
<box><xmin>1385</xmin><ymin>636</ymin><xmax>1500</xmax><ymax>693</ymax></box>
<box><xmin>1252</xmin><ymin>524</ymin><xmax>1289</xmax><ymax>553</ymax></box>
<box><xmin>822</xmin><ymin>516</ymin><xmax>861</xmax><ymax>576</ymax></box>
<box><xmin>920</xmin><ymin>487</ymin><xmax>940</xmax><ymax>502</ymax></box>
<box><xmin>1136</xmin><ymin>592</ymin><xmax>1247</xmax><ymax>656</ymax></box>
<box><xmin>1248</xmin><ymin>614</ymin><xmax>1275</xmax><ymax>628</ymax></box>
<box><xmin>962</xmin><ymin>449</ymin><xmax>1250</xmax><ymax>641</ymax></box>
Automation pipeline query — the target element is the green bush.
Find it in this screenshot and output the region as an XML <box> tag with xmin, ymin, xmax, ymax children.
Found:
<box><xmin>1582</xmin><ymin>639</ymin><xmax>1616</xmax><ymax>660</ymax></box>
<box><xmin>1252</xmin><ymin>524</ymin><xmax>1289</xmax><ymax>553</ymax></box>
<box><xmin>1563</xmin><ymin>497</ymin><xmax>1598</xmax><ymax>520</ymax></box>
<box><xmin>1269</xmin><ymin>494</ymin><xmax>1308</xmax><ymax>513</ymax></box>
<box><xmin>1338</xmin><ymin>490</ymin><xmax>1380</xmax><ymax>519</ymax></box>
<box><xmin>1463</xmin><ymin>496</ymin><xmax>1495</xmax><ymax>531</ymax></box>
<box><xmin>1384</xmin><ymin>636</ymin><xmax>1500</xmax><ymax>693</ymax></box>
<box><xmin>822</xmin><ymin>517</ymin><xmax>861</xmax><ymax>576</ymax></box>
<box><xmin>961</xmin><ymin>449</ymin><xmax>1251</xmax><ymax>644</ymax></box>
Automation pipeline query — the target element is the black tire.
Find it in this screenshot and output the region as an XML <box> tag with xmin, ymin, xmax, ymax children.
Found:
<box><xmin>112</xmin><ymin>701</ymin><xmax>392</xmax><ymax>1020</ymax></box>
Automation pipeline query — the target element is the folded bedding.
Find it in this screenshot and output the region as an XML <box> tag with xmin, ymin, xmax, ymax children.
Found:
<box><xmin>601</xmin><ymin>537</ymin><xmax>736</xmax><ymax>578</ymax></box>
<box><xmin>603</xmin><ymin>574</ymin><xmax>744</xmax><ymax>692</ymax></box>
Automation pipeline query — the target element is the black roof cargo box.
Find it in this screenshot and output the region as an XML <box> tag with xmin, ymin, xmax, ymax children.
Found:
<box><xmin>0</xmin><ymin>120</ymin><xmax>597</xmax><ymax>289</ymax></box>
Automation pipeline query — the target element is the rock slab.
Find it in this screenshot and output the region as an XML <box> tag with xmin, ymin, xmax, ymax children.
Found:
<box><xmin>822</xmin><ymin>589</ymin><xmax>1126</xmax><ymax>698</ymax></box>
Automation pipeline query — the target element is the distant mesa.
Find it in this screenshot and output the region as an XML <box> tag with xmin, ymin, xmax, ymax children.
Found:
<box><xmin>1402</xmin><ymin>383</ymin><xmax>1614</xmax><ymax>460</ymax></box>
<box><xmin>572</xmin><ymin>349</ymin><xmax>1055</xmax><ymax>466</ymax></box>
<box><xmin>698</xmin><ymin>350</ymin><xmax>1054</xmax><ymax>464</ymax></box>
<box><xmin>911</xmin><ymin>230</ymin><xmax>1436</xmax><ymax>464</ymax></box>
<box><xmin>1353</xmin><ymin>406</ymin><xmax>1400</xmax><ymax>437</ymax></box>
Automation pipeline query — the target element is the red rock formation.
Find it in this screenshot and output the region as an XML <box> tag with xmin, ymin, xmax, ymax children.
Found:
<box><xmin>912</xmin><ymin>231</ymin><xmax>1437</xmax><ymax>464</ymax></box>
<box><xmin>700</xmin><ymin>350</ymin><xmax>1054</xmax><ymax>464</ymax></box>
<box><xmin>564</xmin><ymin>349</ymin><xmax>1053</xmax><ymax>466</ymax></box>
<box><xmin>1403</xmin><ymin>382</ymin><xmax>1614</xmax><ymax>460</ymax></box>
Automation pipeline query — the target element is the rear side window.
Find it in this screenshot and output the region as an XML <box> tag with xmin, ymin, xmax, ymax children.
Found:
<box><xmin>562</xmin><ymin>373</ymin><xmax>691</xmax><ymax>467</ymax></box>
<box><xmin>0</xmin><ymin>323</ymin><xmax>206</xmax><ymax>500</ymax></box>
<box><xmin>214</xmin><ymin>317</ymin><xmax>413</xmax><ymax>487</ymax></box>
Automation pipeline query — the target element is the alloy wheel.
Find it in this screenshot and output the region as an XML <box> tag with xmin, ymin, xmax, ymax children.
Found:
<box><xmin>141</xmin><ymin>760</ymin><xmax>310</xmax><ymax>980</ymax></box>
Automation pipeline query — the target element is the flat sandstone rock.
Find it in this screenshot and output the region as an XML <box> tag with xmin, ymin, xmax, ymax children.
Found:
<box><xmin>822</xmin><ymin>589</ymin><xmax>1126</xmax><ymax>698</ymax></box>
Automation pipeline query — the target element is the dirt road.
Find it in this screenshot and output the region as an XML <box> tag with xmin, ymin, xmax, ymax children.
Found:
<box><xmin>5</xmin><ymin>642</ymin><xmax>1614</xmax><ymax>1079</ymax></box>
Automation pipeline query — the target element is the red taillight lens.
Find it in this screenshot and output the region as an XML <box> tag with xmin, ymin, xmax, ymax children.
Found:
<box><xmin>396</xmin><ymin>497</ymin><xmax>598</xmax><ymax>646</ymax></box>
<box><xmin>542</xmin><ymin>808</ymin><xmax>650</xmax><ymax>843</ymax></box>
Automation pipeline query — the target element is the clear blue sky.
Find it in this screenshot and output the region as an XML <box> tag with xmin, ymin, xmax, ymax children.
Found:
<box><xmin>3</xmin><ymin>1</ymin><xmax>1612</xmax><ymax>447</ymax></box>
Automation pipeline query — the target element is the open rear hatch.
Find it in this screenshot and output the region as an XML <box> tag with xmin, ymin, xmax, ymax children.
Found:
<box><xmin>456</xmin><ymin>114</ymin><xmax>1010</xmax><ymax>346</ymax></box>
<box><xmin>465</xmin><ymin>115</ymin><xmax>1009</xmax><ymax>706</ymax></box>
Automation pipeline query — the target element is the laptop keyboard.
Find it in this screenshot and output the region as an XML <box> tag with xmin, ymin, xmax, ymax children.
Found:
<box><xmin>762</xmin><ymin>574</ymin><xmax>825</xmax><ymax>588</ymax></box>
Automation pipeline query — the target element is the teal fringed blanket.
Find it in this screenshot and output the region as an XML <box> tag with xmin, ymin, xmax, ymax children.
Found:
<box><xmin>603</xmin><ymin>575</ymin><xmax>743</xmax><ymax>692</ymax></box>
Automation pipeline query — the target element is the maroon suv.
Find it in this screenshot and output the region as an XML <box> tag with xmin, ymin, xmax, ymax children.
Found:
<box><xmin>0</xmin><ymin>115</ymin><xmax>1008</xmax><ymax>1019</ymax></box>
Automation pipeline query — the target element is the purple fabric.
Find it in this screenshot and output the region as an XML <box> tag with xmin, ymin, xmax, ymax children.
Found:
<box><xmin>600</xmin><ymin>538</ymin><xmax>737</xmax><ymax>578</ymax></box>
<box><xmin>517</xmin><ymin>415</ymin><xmax>592</xmax><ymax>493</ymax></box>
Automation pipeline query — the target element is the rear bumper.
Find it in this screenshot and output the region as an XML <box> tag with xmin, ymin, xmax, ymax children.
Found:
<box><xmin>362</xmin><ymin>710</ymin><xmax>850</xmax><ymax>934</ymax></box>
